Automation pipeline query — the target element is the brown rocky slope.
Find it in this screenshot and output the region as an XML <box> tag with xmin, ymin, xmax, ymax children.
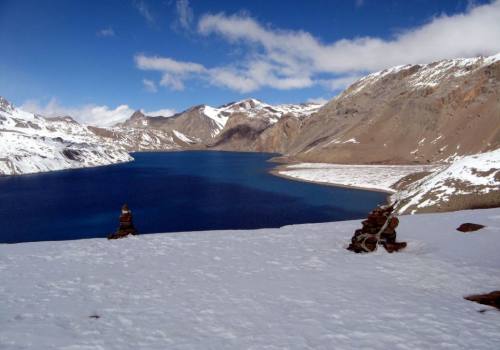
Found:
<box><xmin>284</xmin><ymin>55</ymin><xmax>500</xmax><ymax>164</ymax></box>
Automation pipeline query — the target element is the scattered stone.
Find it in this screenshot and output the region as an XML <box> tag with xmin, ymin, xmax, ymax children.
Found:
<box><xmin>347</xmin><ymin>203</ymin><xmax>407</xmax><ymax>253</ymax></box>
<box><xmin>465</xmin><ymin>291</ymin><xmax>500</xmax><ymax>310</ymax></box>
<box><xmin>457</xmin><ymin>223</ymin><xmax>485</xmax><ymax>232</ymax></box>
<box><xmin>108</xmin><ymin>204</ymin><xmax>138</xmax><ymax>239</ymax></box>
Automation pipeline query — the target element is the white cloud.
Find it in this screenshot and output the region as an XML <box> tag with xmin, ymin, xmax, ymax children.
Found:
<box><xmin>134</xmin><ymin>0</ymin><xmax>155</xmax><ymax>25</ymax></box>
<box><xmin>136</xmin><ymin>0</ymin><xmax>500</xmax><ymax>93</ymax></box>
<box><xmin>318</xmin><ymin>75</ymin><xmax>364</xmax><ymax>91</ymax></box>
<box><xmin>97</xmin><ymin>27</ymin><xmax>115</xmax><ymax>37</ymax></box>
<box><xmin>355</xmin><ymin>0</ymin><xmax>365</xmax><ymax>8</ymax></box>
<box><xmin>198</xmin><ymin>2</ymin><xmax>500</xmax><ymax>73</ymax></box>
<box><xmin>307</xmin><ymin>97</ymin><xmax>329</xmax><ymax>105</ymax></box>
<box><xmin>175</xmin><ymin>0</ymin><xmax>193</xmax><ymax>30</ymax></box>
<box><xmin>142</xmin><ymin>108</ymin><xmax>176</xmax><ymax>117</ymax></box>
<box><xmin>135</xmin><ymin>54</ymin><xmax>205</xmax><ymax>74</ymax></box>
<box><xmin>142</xmin><ymin>79</ymin><xmax>158</xmax><ymax>93</ymax></box>
<box><xmin>135</xmin><ymin>54</ymin><xmax>206</xmax><ymax>91</ymax></box>
<box><xmin>21</xmin><ymin>98</ymin><xmax>175</xmax><ymax>127</ymax></box>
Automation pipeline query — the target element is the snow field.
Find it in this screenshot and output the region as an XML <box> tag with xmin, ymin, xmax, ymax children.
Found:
<box><xmin>1</xmin><ymin>208</ymin><xmax>499</xmax><ymax>349</ymax></box>
<box><xmin>280</xmin><ymin>163</ymin><xmax>438</xmax><ymax>193</ymax></box>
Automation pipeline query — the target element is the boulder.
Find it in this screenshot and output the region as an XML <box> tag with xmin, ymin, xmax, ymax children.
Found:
<box><xmin>457</xmin><ymin>223</ymin><xmax>485</xmax><ymax>232</ymax></box>
<box><xmin>465</xmin><ymin>291</ymin><xmax>500</xmax><ymax>310</ymax></box>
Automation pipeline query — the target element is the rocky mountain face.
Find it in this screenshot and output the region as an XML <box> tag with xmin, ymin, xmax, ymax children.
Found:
<box><xmin>98</xmin><ymin>98</ymin><xmax>323</xmax><ymax>152</ymax></box>
<box><xmin>286</xmin><ymin>54</ymin><xmax>500</xmax><ymax>164</ymax></box>
<box><xmin>0</xmin><ymin>97</ymin><xmax>131</xmax><ymax>176</ymax></box>
<box><xmin>1</xmin><ymin>54</ymin><xmax>498</xmax><ymax>214</ymax></box>
<box><xmin>107</xmin><ymin>55</ymin><xmax>499</xmax><ymax>165</ymax></box>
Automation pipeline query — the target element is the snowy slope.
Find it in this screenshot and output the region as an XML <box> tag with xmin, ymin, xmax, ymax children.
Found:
<box><xmin>0</xmin><ymin>97</ymin><xmax>132</xmax><ymax>176</ymax></box>
<box><xmin>393</xmin><ymin>149</ymin><xmax>500</xmax><ymax>213</ymax></box>
<box><xmin>1</xmin><ymin>208</ymin><xmax>499</xmax><ymax>349</ymax></box>
<box><xmin>203</xmin><ymin>99</ymin><xmax>323</xmax><ymax>136</ymax></box>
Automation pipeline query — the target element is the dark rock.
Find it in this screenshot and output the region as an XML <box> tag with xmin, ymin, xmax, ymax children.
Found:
<box><xmin>108</xmin><ymin>204</ymin><xmax>139</xmax><ymax>239</ymax></box>
<box><xmin>457</xmin><ymin>223</ymin><xmax>485</xmax><ymax>232</ymax></box>
<box><xmin>62</xmin><ymin>149</ymin><xmax>81</xmax><ymax>161</ymax></box>
<box><xmin>347</xmin><ymin>203</ymin><xmax>407</xmax><ymax>253</ymax></box>
<box><xmin>465</xmin><ymin>291</ymin><xmax>500</xmax><ymax>310</ymax></box>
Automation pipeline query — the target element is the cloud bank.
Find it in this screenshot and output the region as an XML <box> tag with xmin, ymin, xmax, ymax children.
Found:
<box><xmin>136</xmin><ymin>0</ymin><xmax>500</xmax><ymax>93</ymax></box>
<box><xmin>21</xmin><ymin>98</ymin><xmax>175</xmax><ymax>127</ymax></box>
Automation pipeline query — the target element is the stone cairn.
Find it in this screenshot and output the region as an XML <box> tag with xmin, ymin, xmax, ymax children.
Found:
<box><xmin>108</xmin><ymin>204</ymin><xmax>138</xmax><ymax>239</ymax></box>
<box><xmin>347</xmin><ymin>203</ymin><xmax>407</xmax><ymax>253</ymax></box>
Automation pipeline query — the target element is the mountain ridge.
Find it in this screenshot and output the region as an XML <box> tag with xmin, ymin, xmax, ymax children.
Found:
<box><xmin>1</xmin><ymin>53</ymin><xmax>498</xmax><ymax>213</ymax></box>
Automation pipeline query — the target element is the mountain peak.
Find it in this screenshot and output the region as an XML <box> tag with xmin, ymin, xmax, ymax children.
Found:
<box><xmin>0</xmin><ymin>96</ymin><xmax>14</xmax><ymax>112</ymax></box>
<box><xmin>130</xmin><ymin>110</ymin><xmax>146</xmax><ymax>120</ymax></box>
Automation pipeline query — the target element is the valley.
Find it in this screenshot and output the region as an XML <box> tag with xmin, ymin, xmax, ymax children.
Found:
<box><xmin>1</xmin><ymin>54</ymin><xmax>499</xmax><ymax>214</ymax></box>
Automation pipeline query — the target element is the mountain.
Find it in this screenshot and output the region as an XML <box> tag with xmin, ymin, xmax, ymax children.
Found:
<box><xmin>1</xmin><ymin>54</ymin><xmax>498</xmax><ymax>214</ymax></box>
<box><xmin>284</xmin><ymin>54</ymin><xmax>500</xmax><ymax>164</ymax></box>
<box><xmin>0</xmin><ymin>97</ymin><xmax>131</xmax><ymax>176</ymax></box>
<box><xmin>100</xmin><ymin>98</ymin><xmax>323</xmax><ymax>152</ymax></box>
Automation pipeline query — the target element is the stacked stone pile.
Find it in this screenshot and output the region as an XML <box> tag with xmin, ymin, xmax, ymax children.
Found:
<box><xmin>347</xmin><ymin>204</ymin><xmax>407</xmax><ymax>253</ymax></box>
<box><xmin>108</xmin><ymin>204</ymin><xmax>138</xmax><ymax>239</ymax></box>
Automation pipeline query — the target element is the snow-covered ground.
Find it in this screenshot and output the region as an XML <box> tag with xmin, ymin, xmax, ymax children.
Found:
<box><xmin>394</xmin><ymin>149</ymin><xmax>500</xmax><ymax>213</ymax></box>
<box><xmin>1</xmin><ymin>208</ymin><xmax>499</xmax><ymax>349</ymax></box>
<box><xmin>279</xmin><ymin>163</ymin><xmax>438</xmax><ymax>193</ymax></box>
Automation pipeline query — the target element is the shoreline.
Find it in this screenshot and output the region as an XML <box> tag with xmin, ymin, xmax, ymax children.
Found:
<box><xmin>269</xmin><ymin>165</ymin><xmax>396</xmax><ymax>204</ymax></box>
<box><xmin>269</xmin><ymin>164</ymin><xmax>394</xmax><ymax>196</ymax></box>
<box><xmin>269</xmin><ymin>161</ymin><xmax>397</xmax><ymax>197</ymax></box>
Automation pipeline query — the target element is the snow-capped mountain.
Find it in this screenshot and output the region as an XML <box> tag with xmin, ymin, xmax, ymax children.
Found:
<box><xmin>204</xmin><ymin>98</ymin><xmax>322</xmax><ymax>129</ymax></box>
<box><xmin>104</xmin><ymin>98</ymin><xmax>323</xmax><ymax>151</ymax></box>
<box><xmin>0</xmin><ymin>97</ymin><xmax>132</xmax><ymax>176</ymax></box>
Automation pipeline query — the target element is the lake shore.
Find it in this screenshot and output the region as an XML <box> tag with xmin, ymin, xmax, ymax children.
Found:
<box><xmin>270</xmin><ymin>165</ymin><xmax>394</xmax><ymax>196</ymax></box>
<box><xmin>270</xmin><ymin>162</ymin><xmax>438</xmax><ymax>197</ymax></box>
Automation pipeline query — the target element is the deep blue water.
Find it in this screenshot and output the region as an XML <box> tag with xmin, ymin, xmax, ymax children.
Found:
<box><xmin>0</xmin><ymin>152</ymin><xmax>387</xmax><ymax>243</ymax></box>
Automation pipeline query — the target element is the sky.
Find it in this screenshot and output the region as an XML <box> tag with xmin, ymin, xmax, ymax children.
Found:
<box><xmin>1</xmin><ymin>0</ymin><xmax>500</xmax><ymax>126</ymax></box>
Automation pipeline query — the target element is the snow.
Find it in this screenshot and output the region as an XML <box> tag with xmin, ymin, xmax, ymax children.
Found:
<box><xmin>280</xmin><ymin>163</ymin><xmax>438</xmax><ymax>193</ymax></box>
<box><xmin>1</xmin><ymin>208</ymin><xmax>499</xmax><ymax>349</ymax></box>
<box><xmin>202</xmin><ymin>106</ymin><xmax>229</xmax><ymax>132</ymax></box>
<box><xmin>0</xmin><ymin>100</ymin><xmax>132</xmax><ymax>176</ymax></box>
<box><xmin>342</xmin><ymin>138</ymin><xmax>359</xmax><ymax>144</ymax></box>
<box><xmin>102</xmin><ymin>127</ymin><xmax>179</xmax><ymax>151</ymax></box>
<box><xmin>394</xmin><ymin>149</ymin><xmax>500</xmax><ymax>213</ymax></box>
<box><xmin>202</xmin><ymin>99</ymin><xmax>324</xmax><ymax>136</ymax></box>
<box><xmin>172</xmin><ymin>130</ymin><xmax>197</xmax><ymax>144</ymax></box>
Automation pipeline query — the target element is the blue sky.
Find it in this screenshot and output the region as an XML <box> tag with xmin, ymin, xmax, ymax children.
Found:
<box><xmin>1</xmin><ymin>0</ymin><xmax>499</xmax><ymax>125</ymax></box>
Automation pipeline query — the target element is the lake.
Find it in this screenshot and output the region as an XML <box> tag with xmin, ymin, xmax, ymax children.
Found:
<box><xmin>0</xmin><ymin>152</ymin><xmax>387</xmax><ymax>243</ymax></box>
